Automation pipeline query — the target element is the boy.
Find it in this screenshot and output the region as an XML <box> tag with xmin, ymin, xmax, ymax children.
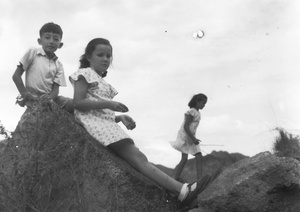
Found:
<box><xmin>12</xmin><ymin>22</ymin><xmax>73</xmax><ymax>113</ymax></box>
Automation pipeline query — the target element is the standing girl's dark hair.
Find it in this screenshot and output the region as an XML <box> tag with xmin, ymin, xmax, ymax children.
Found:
<box><xmin>188</xmin><ymin>93</ymin><xmax>207</xmax><ymax>108</ymax></box>
<box><xmin>79</xmin><ymin>38</ymin><xmax>113</xmax><ymax>77</ymax></box>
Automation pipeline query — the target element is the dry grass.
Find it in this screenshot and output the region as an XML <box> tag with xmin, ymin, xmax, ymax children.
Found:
<box><xmin>273</xmin><ymin>127</ymin><xmax>300</xmax><ymax>160</ymax></box>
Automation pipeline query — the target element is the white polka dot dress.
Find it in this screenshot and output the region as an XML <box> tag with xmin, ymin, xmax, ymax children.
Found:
<box><xmin>170</xmin><ymin>108</ymin><xmax>201</xmax><ymax>155</ymax></box>
<box><xmin>70</xmin><ymin>68</ymin><xmax>131</xmax><ymax>146</ymax></box>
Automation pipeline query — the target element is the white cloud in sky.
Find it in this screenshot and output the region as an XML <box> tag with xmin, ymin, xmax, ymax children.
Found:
<box><xmin>0</xmin><ymin>0</ymin><xmax>299</xmax><ymax>167</ymax></box>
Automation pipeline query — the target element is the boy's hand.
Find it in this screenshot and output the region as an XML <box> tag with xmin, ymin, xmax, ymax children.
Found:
<box><xmin>119</xmin><ymin>115</ymin><xmax>136</xmax><ymax>130</ymax></box>
<box><xmin>40</xmin><ymin>94</ymin><xmax>53</xmax><ymax>102</ymax></box>
<box><xmin>16</xmin><ymin>92</ymin><xmax>37</xmax><ymax>109</ymax></box>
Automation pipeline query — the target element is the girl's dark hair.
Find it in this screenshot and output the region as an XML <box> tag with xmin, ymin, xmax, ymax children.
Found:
<box><xmin>188</xmin><ymin>93</ymin><xmax>207</xmax><ymax>108</ymax></box>
<box><xmin>39</xmin><ymin>22</ymin><xmax>63</xmax><ymax>39</ymax></box>
<box><xmin>79</xmin><ymin>38</ymin><xmax>113</xmax><ymax>77</ymax></box>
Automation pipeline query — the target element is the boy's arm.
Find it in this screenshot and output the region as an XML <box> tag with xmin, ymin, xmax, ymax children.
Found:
<box><xmin>13</xmin><ymin>65</ymin><xmax>37</xmax><ymax>108</ymax></box>
<box><xmin>13</xmin><ymin>48</ymin><xmax>36</xmax><ymax>94</ymax></box>
<box><xmin>49</xmin><ymin>83</ymin><xmax>59</xmax><ymax>99</ymax></box>
<box><xmin>12</xmin><ymin>65</ymin><xmax>27</xmax><ymax>95</ymax></box>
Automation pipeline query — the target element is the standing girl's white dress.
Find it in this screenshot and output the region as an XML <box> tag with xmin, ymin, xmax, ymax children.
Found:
<box><xmin>69</xmin><ymin>67</ymin><xmax>131</xmax><ymax>146</ymax></box>
<box><xmin>170</xmin><ymin>108</ymin><xmax>201</xmax><ymax>155</ymax></box>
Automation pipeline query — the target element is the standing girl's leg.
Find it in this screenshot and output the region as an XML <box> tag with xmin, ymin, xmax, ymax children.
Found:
<box><xmin>174</xmin><ymin>153</ymin><xmax>188</xmax><ymax>181</ymax></box>
<box><xmin>195</xmin><ymin>153</ymin><xmax>203</xmax><ymax>180</ymax></box>
<box><xmin>108</xmin><ymin>139</ymin><xmax>182</xmax><ymax>194</ymax></box>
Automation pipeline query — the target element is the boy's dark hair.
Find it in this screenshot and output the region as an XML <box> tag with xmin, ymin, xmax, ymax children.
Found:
<box><xmin>39</xmin><ymin>22</ymin><xmax>63</xmax><ymax>39</ymax></box>
<box><xmin>188</xmin><ymin>93</ymin><xmax>207</xmax><ymax>108</ymax></box>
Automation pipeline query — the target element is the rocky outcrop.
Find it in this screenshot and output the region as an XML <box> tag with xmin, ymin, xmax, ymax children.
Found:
<box><xmin>156</xmin><ymin>151</ymin><xmax>248</xmax><ymax>184</ymax></box>
<box><xmin>0</xmin><ymin>101</ymin><xmax>183</xmax><ymax>212</ymax></box>
<box><xmin>197</xmin><ymin>152</ymin><xmax>300</xmax><ymax>212</ymax></box>
<box><xmin>3</xmin><ymin>100</ymin><xmax>299</xmax><ymax>212</ymax></box>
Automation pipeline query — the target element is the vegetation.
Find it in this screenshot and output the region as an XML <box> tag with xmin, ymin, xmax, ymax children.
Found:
<box><xmin>273</xmin><ymin>127</ymin><xmax>300</xmax><ymax>159</ymax></box>
<box><xmin>0</xmin><ymin>121</ymin><xmax>11</xmax><ymax>139</ymax></box>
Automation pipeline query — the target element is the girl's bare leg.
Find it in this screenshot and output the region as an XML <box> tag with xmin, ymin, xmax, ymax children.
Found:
<box><xmin>195</xmin><ymin>153</ymin><xmax>203</xmax><ymax>180</ymax></box>
<box><xmin>174</xmin><ymin>153</ymin><xmax>188</xmax><ymax>181</ymax></box>
<box><xmin>108</xmin><ymin>139</ymin><xmax>183</xmax><ymax>195</ymax></box>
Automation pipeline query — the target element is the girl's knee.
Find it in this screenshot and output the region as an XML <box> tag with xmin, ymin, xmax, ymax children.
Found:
<box><xmin>125</xmin><ymin>151</ymin><xmax>150</xmax><ymax>172</ymax></box>
<box><xmin>132</xmin><ymin>150</ymin><xmax>148</xmax><ymax>164</ymax></box>
<box><xmin>108</xmin><ymin>139</ymin><xmax>149</xmax><ymax>169</ymax></box>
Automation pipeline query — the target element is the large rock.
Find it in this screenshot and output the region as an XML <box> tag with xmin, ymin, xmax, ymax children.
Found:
<box><xmin>0</xmin><ymin>101</ymin><xmax>184</xmax><ymax>212</ymax></box>
<box><xmin>156</xmin><ymin>151</ymin><xmax>247</xmax><ymax>184</ymax></box>
<box><xmin>197</xmin><ymin>152</ymin><xmax>300</xmax><ymax>212</ymax></box>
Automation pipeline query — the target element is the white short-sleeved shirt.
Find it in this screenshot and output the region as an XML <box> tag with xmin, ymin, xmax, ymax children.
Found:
<box><xmin>170</xmin><ymin>108</ymin><xmax>201</xmax><ymax>155</ymax></box>
<box><xmin>20</xmin><ymin>47</ymin><xmax>66</xmax><ymax>94</ymax></box>
<box><xmin>69</xmin><ymin>68</ymin><xmax>131</xmax><ymax>146</ymax></box>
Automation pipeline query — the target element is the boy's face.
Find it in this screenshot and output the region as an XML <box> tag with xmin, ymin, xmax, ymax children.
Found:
<box><xmin>38</xmin><ymin>32</ymin><xmax>63</xmax><ymax>56</ymax></box>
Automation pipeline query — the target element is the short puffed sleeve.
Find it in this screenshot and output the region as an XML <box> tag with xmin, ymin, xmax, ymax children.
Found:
<box><xmin>185</xmin><ymin>108</ymin><xmax>199</xmax><ymax>118</ymax></box>
<box><xmin>108</xmin><ymin>84</ymin><xmax>118</xmax><ymax>99</ymax></box>
<box><xmin>69</xmin><ymin>68</ymin><xmax>118</xmax><ymax>99</ymax></box>
<box><xmin>69</xmin><ymin>68</ymin><xmax>98</xmax><ymax>86</ymax></box>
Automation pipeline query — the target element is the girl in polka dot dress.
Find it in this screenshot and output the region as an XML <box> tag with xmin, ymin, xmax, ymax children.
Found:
<box><xmin>70</xmin><ymin>38</ymin><xmax>213</xmax><ymax>209</ymax></box>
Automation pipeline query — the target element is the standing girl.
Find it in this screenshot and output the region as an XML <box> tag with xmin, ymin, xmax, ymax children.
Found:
<box><xmin>170</xmin><ymin>94</ymin><xmax>207</xmax><ymax>181</ymax></box>
<box><xmin>69</xmin><ymin>38</ymin><xmax>211</xmax><ymax>209</ymax></box>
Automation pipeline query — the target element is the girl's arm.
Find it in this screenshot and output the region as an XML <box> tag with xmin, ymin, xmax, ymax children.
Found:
<box><xmin>183</xmin><ymin>114</ymin><xmax>200</xmax><ymax>145</ymax></box>
<box><xmin>115</xmin><ymin>115</ymin><xmax>136</xmax><ymax>130</ymax></box>
<box><xmin>73</xmin><ymin>76</ymin><xmax>129</xmax><ymax>112</ymax></box>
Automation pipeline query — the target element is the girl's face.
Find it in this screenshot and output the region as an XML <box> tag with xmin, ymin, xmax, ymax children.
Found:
<box><xmin>196</xmin><ymin>99</ymin><xmax>207</xmax><ymax>110</ymax></box>
<box><xmin>88</xmin><ymin>44</ymin><xmax>112</xmax><ymax>76</ymax></box>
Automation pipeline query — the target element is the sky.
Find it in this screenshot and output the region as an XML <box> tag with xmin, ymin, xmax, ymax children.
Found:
<box><xmin>0</xmin><ymin>0</ymin><xmax>300</xmax><ymax>168</ymax></box>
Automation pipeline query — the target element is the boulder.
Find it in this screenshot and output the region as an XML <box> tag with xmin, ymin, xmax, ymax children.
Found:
<box><xmin>197</xmin><ymin>152</ymin><xmax>300</xmax><ymax>212</ymax></box>
<box><xmin>0</xmin><ymin>101</ymin><xmax>184</xmax><ymax>212</ymax></box>
<box><xmin>156</xmin><ymin>151</ymin><xmax>248</xmax><ymax>184</ymax></box>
